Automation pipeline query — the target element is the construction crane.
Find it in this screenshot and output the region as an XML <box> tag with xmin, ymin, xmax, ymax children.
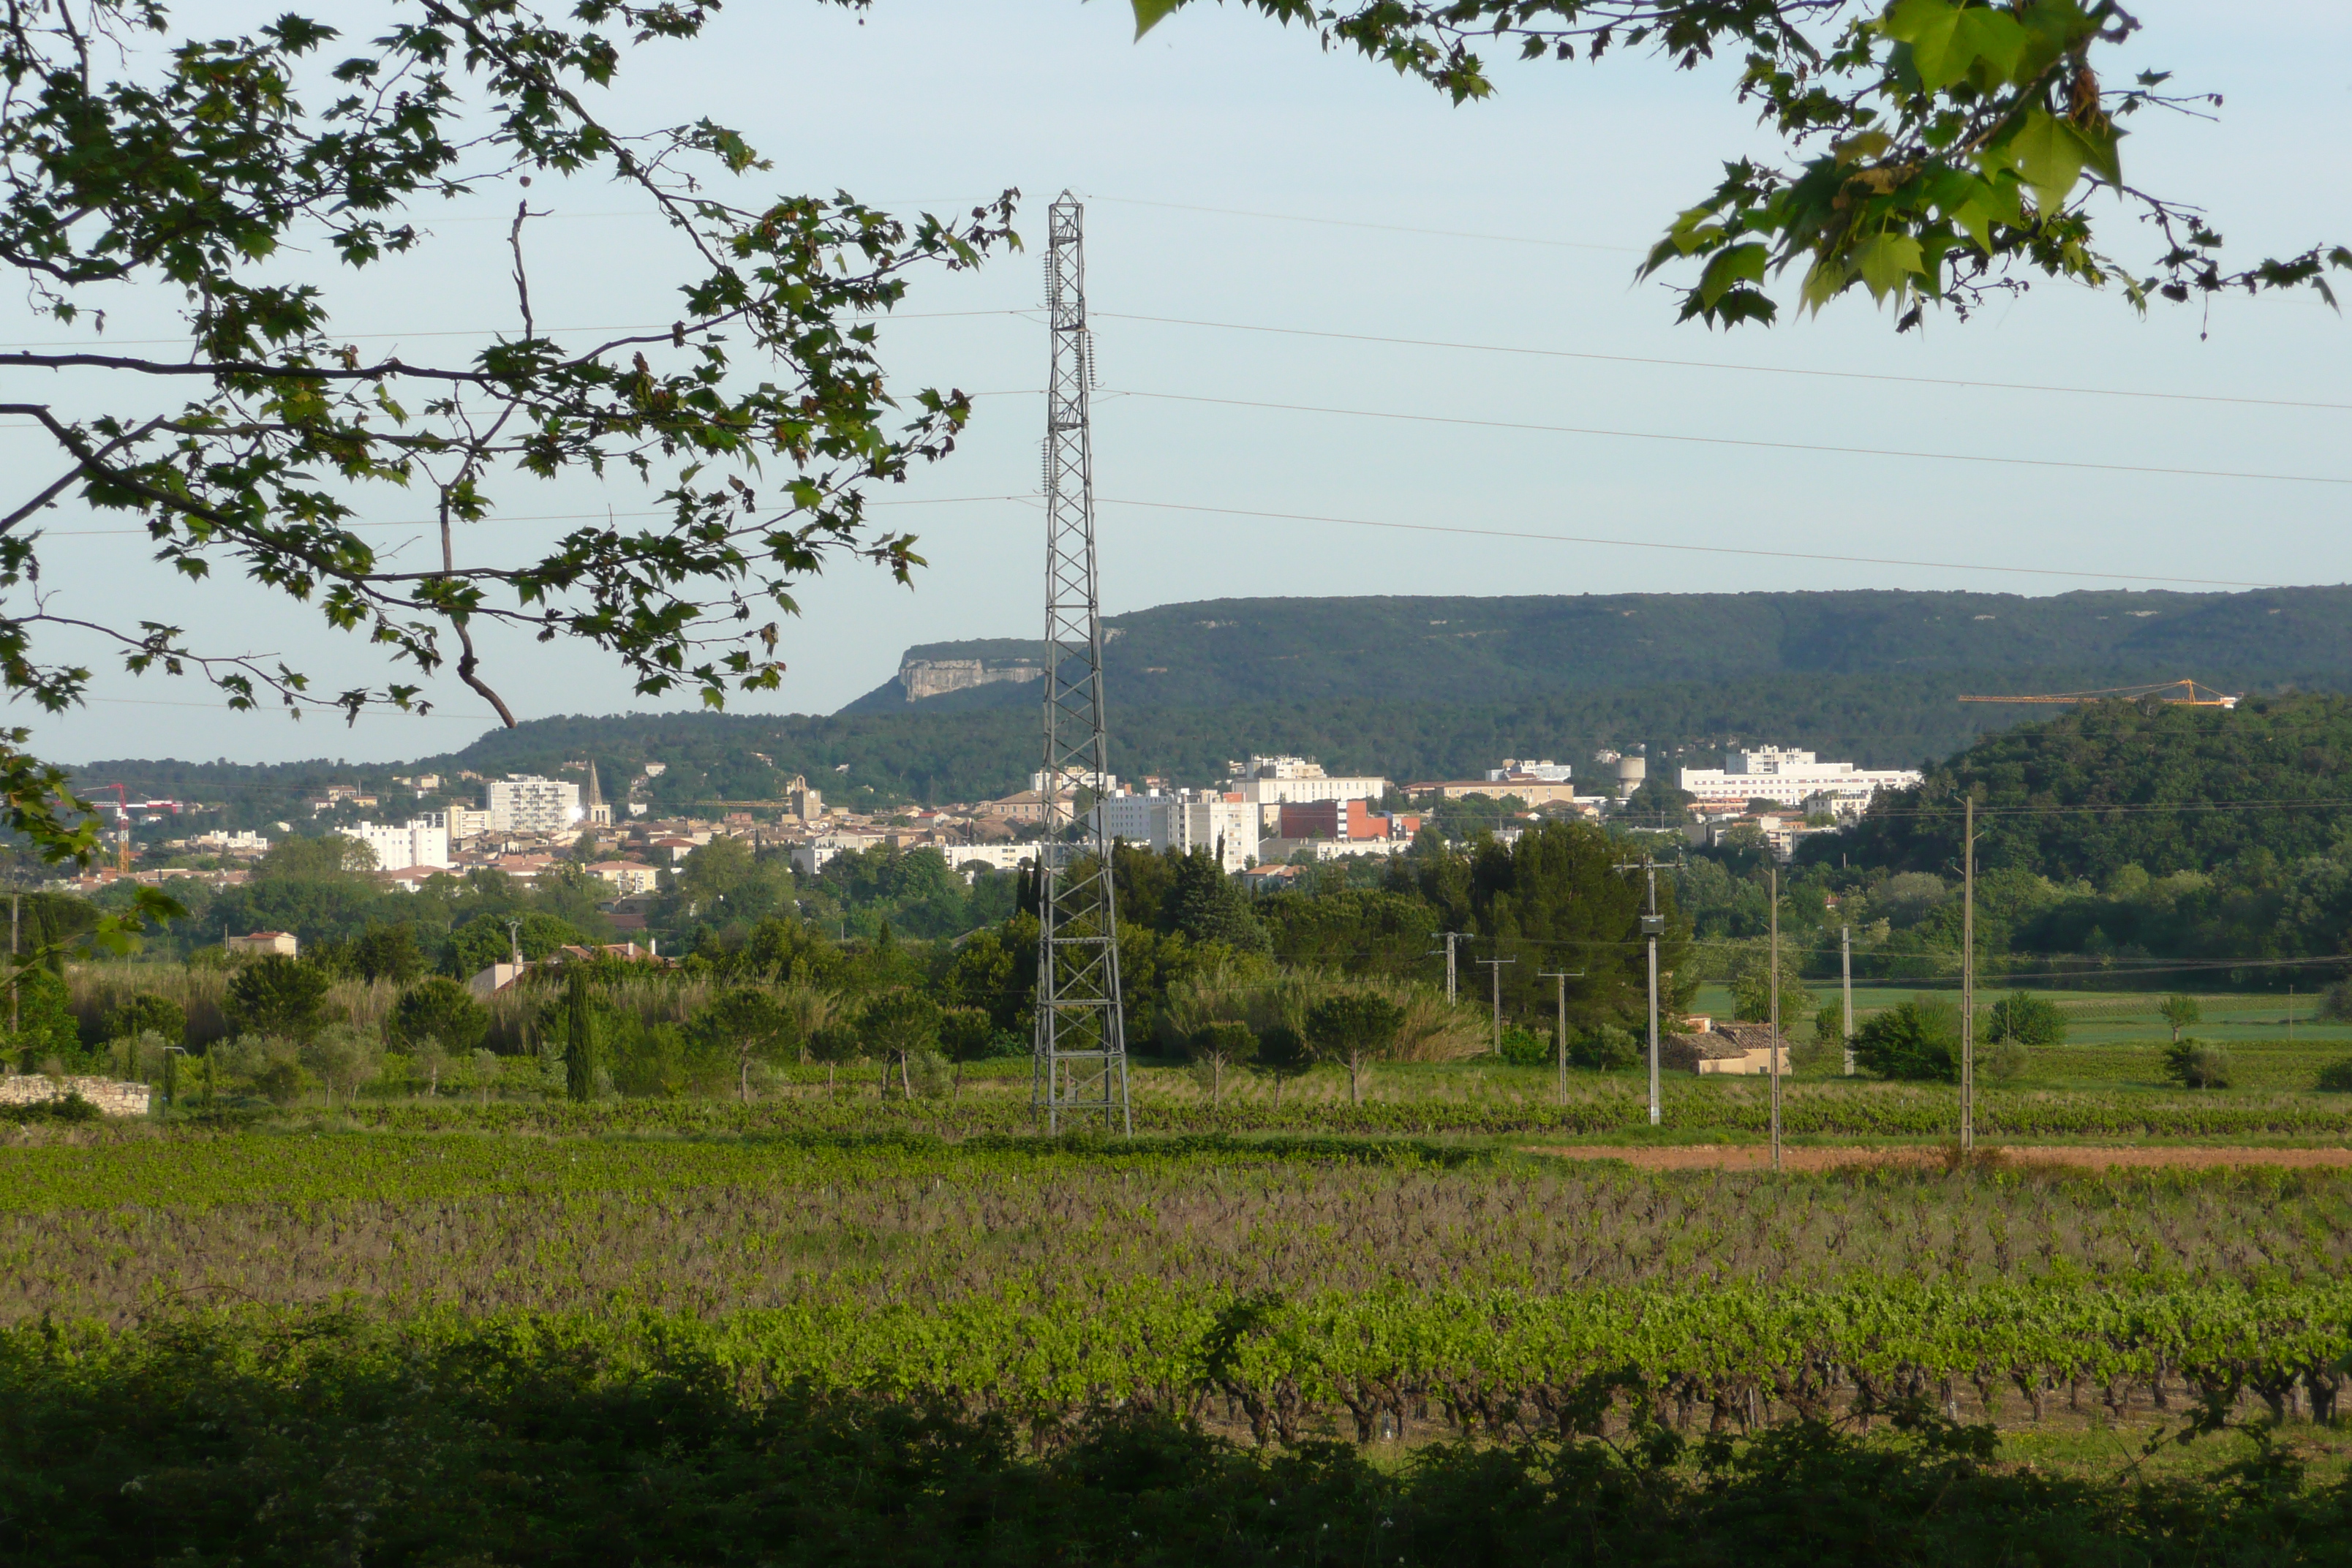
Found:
<box><xmin>1956</xmin><ymin>679</ymin><xmax>2240</xmax><ymax>709</ymax></box>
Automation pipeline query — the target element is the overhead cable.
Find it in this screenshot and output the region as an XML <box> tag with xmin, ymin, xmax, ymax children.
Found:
<box><xmin>1091</xmin><ymin>496</ymin><xmax>2278</xmax><ymax>589</ymax></box>
<box><xmin>1104</xmin><ymin>388</ymin><xmax>2352</xmax><ymax>490</ymax></box>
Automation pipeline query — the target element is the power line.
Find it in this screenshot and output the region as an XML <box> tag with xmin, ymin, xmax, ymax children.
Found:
<box><xmin>0</xmin><ymin>309</ymin><xmax>1031</xmax><ymax>354</ymax></box>
<box><xmin>1088</xmin><ymin>194</ymin><xmax>1641</xmax><ymax>255</ymax></box>
<box><xmin>1104</xmin><ymin>388</ymin><xmax>2352</xmax><ymax>491</ymax></box>
<box><xmin>1094</xmin><ymin>311</ymin><xmax>2352</xmax><ymax>415</ymax></box>
<box><xmin>33</xmin><ymin>492</ymin><xmax>1034</xmax><ymax>539</ymax></box>
<box><xmin>1091</xmin><ymin>496</ymin><xmax>2277</xmax><ymax>589</ymax></box>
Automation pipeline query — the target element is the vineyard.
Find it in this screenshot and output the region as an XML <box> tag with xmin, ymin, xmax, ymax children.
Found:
<box><xmin>10</xmin><ymin>1120</ymin><xmax>2352</xmax><ymax>1558</ymax></box>
<box><xmin>7</xmin><ymin>1131</ymin><xmax>2352</xmax><ymax>1429</ymax></box>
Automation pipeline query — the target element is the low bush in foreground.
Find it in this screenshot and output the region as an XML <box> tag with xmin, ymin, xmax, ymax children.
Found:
<box><xmin>6</xmin><ymin>1316</ymin><xmax>2351</xmax><ymax>1566</ymax></box>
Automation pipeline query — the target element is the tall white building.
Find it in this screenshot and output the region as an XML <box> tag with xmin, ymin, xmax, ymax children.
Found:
<box><xmin>484</xmin><ymin>774</ymin><xmax>581</xmax><ymax>834</ymax></box>
<box><xmin>339</xmin><ymin>814</ymin><xmax>451</xmax><ymax>872</ymax></box>
<box><xmin>1220</xmin><ymin>755</ymin><xmax>1390</xmax><ymax>831</ymax></box>
<box><xmin>1678</xmin><ymin>747</ymin><xmax>1921</xmax><ymax>810</ymax></box>
<box><xmin>1093</xmin><ymin>792</ymin><xmax>1259</xmax><ymax>872</ymax></box>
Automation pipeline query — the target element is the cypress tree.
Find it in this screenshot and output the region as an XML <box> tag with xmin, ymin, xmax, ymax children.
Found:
<box><xmin>563</xmin><ymin>968</ymin><xmax>598</xmax><ymax>1102</ymax></box>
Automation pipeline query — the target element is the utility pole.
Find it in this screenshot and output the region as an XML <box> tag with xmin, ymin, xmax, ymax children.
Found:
<box><xmin>1476</xmin><ymin>955</ymin><xmax>1516</xmax><ymax>1055</ymax></box>
<box><xmin>1610</xmin><ymin>850</ymin><xmax>1670</xmax><ymax>1127</ymax></box>
<box><xmin>1436</xmin><ymin>932</ymin><xmax>1461</xmax><ymax>1004</ymax></box>
<box><xmin>1030</xmin><ymin>193</ymin><xmax>1130</xmax><ymax>1136</ymax></box>
<box><xmin>1960</xmin><ymin>794</ymin><xmax>1975</xmax><ymax>1154</ymax></box>
<box><xmin>1768</xmin><ymin>864</ymin><xmax>1782</xmax><ymax>1173</ymax></box>
<box><xmin>1840</xmin><ymin>923</ymin><xmax>1855</xmax><ymax>1076</ymax></box>
<box><xmin>1539</xmin><ymin>969</ymin><xmax>1585</xmax><ymax>1105</ymax></box>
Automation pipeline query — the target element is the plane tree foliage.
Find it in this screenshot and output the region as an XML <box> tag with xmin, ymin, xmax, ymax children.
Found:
<box><xmin>1137</xmin><ymin>0</ymin><xmax>2348</xmax><ymax>329</ymax></box>
<box><xmin>0</xmin><ymin>1</ymin><xmax>1014</xmax><ymax>931</ymax></box>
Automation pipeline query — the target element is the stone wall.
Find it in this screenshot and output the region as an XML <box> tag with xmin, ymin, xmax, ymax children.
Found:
<box><xmin>0</xmin><ymin>1074</ymin><xmax>153</xmax><ymax>1116</ymax></box>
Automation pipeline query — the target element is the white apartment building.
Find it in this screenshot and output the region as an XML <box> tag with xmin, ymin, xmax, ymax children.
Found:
<box><xmin>1487</xmin><ymin>758</ymin><xmax>1573</xmax><ymax>783</ymax></box>
<box><xmin>790</xmin><ymin>832</ymin><xmax>884</xmax><ymax>876</ymax></box>
<box><xmin>1678</xmin><ymin>747</ymin><xmax>1921</xmax><ymax>809</ymax></box>
<box><xmin>940</xmin><ymin>843</ymin><xmax>1033</xmax><ymax>876</ymax></box>
<box><xmin>1092</xmin><ymin>792</ymin><xmax>1259</xmax><ymax>872</ymax></box>
<box><xmin>1220</xmin><ymin>755</ymin><xmax>1390</xmax><ymax>831</ymax></box>
<box><xmin>484</xmin><ymin>774</ymin><xmax>582</xmax><ymax>834</ymax></box>
<box><xmin>1030</xmin><ymin>767</ymin><xmax>1120</xmax><ymax>795</ymax></box>
<box><xmin>338</xmin><ymin>814</ymin><xmax>451</xmax><ymax>872</ymax></box>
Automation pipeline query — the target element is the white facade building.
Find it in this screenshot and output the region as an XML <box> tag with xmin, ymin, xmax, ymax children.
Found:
<box><xmin>339</xmin><ymin>814</ymin><xmax>451</xmax><ymax>872</ymax></box>
<box><xmin>1030</xmin><ymin>767</ymin><xmax>1120</xmax><ymax>795</ymax></box>
<box><xmin>1221</xmin><ymin>755</ymin><xmax>1390</xmax><ymax>831</ymax></box>
<box><xmin>1678</xmin><ymin>747</ymin><xmax>1921</xmax><ymax>809</ymax></box>
<box><xmin>940</xmin><ymin>843</ymin><xmax>1034</xmax><ymax>876</ymax></box>
<box><xmin>1092</xmin><ymin>793</ymin><xmax>1259</xmax><ymax>872</ymax></box>
<box><xmin>790</xmin><ymin>832</ymin><xmax>884</xmax><ymax>877</ymax></box>
<box><xmin>1487</xmin><ymin>758</ymin><xmax>1573</xmax><ymax>783</ymax></box>
<box><xmin>484</xmin><ymin>774</ymin><xmax>582</xmax><ymax>834</ymax></box>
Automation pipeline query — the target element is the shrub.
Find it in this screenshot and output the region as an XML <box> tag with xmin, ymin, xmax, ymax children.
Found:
<box><xmin>225</xmin><ymin>957</ymin><xmax>336</xmax><ymax>1042</ymax></box>
<box><xmin>7</xmin><ymin>1090</ymin><xmax>100</xmax><ymax>1124</ymax></box>
<box><xmin>2320</xmin><ymin>982</ymin><xmax>2352</xmax><ymax>1025</ymax></box>
<box><xmin>2315</xmin><ymin>1058</ymin><xmax>2352</xmax><ymax>1093</ymax></box>
<box><xmin>1851</xmin><ymin>996</ymin><xmax>1960</xmax><ymax>1082</ymax></box>
<box><xmin>1568</xmin><ymin>1024</ymin><xmax>1640</xmax><ymax>1072</ymax></box>
<box><xmin>107</xmin><ymin>992</ymin><xmax>186</xmax><ymax>1047</ymax></box>
<box><xmin>2163</xmin><ymin>1038</ymin><xmax>2231</xmax><ymax>1090</ymax></box>
<box><xmin>1985</xmin><ymin>991</ymin><xmax>2066</xmax><ymax>1047</ymax></box>
<box><xmin>1980</xmin><ymin>1039</ymin><xmax>2029</xmax><ymax>1082</ymax></box>
<box><xmin>1498</xmin><ymin>1023</ymin><xmax>1550</xmax><ymax>1067</ymax></box>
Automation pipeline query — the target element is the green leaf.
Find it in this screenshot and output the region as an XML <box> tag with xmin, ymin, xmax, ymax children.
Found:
<box><xmin>1950</xmin><ymin>8</ymin><xmax>2027</xmax><ymax>86</ymax></box>
<box><xmin>1883</xmin><ymin>0</ymin><xmax>1962</xmax><ymax>88</ymax></box>
<box><xmin>2005</xmin><ymin>109</ymin><xmax>2084</xmax><ymax>218</ymax></box>
<box><xmin>1697</xmin><ymin>243</ymin><xmax>1768</xmax><ymax>309</ymax></box>
<box><xmin>1131</xmin><ymin>0</ymin><xmax>1185</xmax><ymax>39</ymax></box>
<box><xmin>2073</xmin><ymin>116</ymin><xmax>2125</xmax><ymax>189</ymax></box>
<box><xmin>1949</xmin><ymin>199</ymin><xmax>1995</xmax><ymax>255</ymax></box>
<box><xmin>1855</xmin><ymin>233</ymin><xmax>1925</xmax><ymax>303</ymax></box>
<box><xmin>1798</xmin><ymin>257</ymin><xmax>1848</xmax><ymax>315</ymax></box>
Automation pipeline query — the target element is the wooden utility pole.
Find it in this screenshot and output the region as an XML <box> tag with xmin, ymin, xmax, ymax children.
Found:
<box><xmin>1961</xmin><ymin>795</ymin><xmax>1975</xmax><ymax>1154</ymax></box>
<box><xmin>1539</xmin><ymin>969</ymin><xmax>1583</xmax><ymax>1105</ymax></box>
<box><xmin>1840</xmin><ymin>923</ymin><xmax>1855</xmax><ymax>1076</ymax></box>
<box><xmin>1476</xmin><ymin>955</ymin><xmax>1515</xmax><ymax>1055</ymax></box>
<box><xmin>1769</xmin><ymin>864</ymin><xmax>1782</xmax><ymax>1173</ymax></box>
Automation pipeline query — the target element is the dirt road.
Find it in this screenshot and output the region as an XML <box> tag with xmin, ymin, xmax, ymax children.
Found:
<box><xmin>1521</xmin><ymin>1143</ymin><xmax>2352</xmax><ymax>1172</ymax></box>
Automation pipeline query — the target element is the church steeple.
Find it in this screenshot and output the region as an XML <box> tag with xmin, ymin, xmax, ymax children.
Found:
<box><xmin>584</xmin><ymin>760</ymin><xmax>611</xmax><ymax>827</ymax></box>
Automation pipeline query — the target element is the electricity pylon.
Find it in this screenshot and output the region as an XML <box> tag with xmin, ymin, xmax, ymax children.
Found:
<box><xmin>1030</xmin><ymin>193</ymin><xmax>1131</xmax><ymax>1135</ymax></box>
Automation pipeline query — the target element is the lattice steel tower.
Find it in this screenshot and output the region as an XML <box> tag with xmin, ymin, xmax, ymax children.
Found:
<box><xmin>1030</xmin><ymin>193</ymin><xmax>1131</xmax><ymax>1135</ymax></box>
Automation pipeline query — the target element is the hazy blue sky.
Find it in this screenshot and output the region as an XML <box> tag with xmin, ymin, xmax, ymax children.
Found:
<box><xmin>8</xmin><ymin>0</ymin><xmax>2348</xmax><ymax>767</ymax></box>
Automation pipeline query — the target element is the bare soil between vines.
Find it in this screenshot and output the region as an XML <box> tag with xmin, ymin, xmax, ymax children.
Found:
<box><xmin>1521</xmin><ymin>1143</ymin><xmax>2352</xmax><ymax>1171</ymax></box>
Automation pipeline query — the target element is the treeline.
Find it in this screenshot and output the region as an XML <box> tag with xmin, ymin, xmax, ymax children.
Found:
<box><xmin>29</xmin><ymin>822</ymin><xmax>1702</xmax><ymax>1104</ymax></box>
<box><xmin>1774</xmin><ymin>693</ymin><xmax>2352</xmax><ymax>984</ymax></box>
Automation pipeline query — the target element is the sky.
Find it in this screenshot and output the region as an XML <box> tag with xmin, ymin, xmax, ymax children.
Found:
<box><xmin>7</xmin><ymin>0</ymin><xmax>2349</xmax><ymax>768</ymax></box>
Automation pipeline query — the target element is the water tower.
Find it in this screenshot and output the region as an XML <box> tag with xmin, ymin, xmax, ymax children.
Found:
<box><xmin>1615</xmin><ymin>747</ymin><xmax>1647</xmax><ymax>799</ymax></box>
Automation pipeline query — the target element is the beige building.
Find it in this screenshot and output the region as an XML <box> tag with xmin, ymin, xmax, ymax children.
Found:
<box><xmin>225</xmin><ymin>930</ymin><xmax>298</xmax><ymax>957</ymax></box>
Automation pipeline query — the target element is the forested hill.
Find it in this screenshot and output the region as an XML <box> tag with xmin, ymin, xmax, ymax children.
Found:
<box><xmin>73</xmin><ymin>586</ymin><xmax>2352</xmax><ymax>817</ymax></box>
<box><xmin>1816</xmin><ymin>692</ymin><xmax>2352</xmax><ymax>884</ymax></box>
<box><xmin>841</xmin><ymin>586</ymin><xmax>2352</xmax><ymax>715</ymax></box>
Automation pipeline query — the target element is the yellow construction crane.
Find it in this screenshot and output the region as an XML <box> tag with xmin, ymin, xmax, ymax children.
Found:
<box><xmin>1956</xmin><ymin>679</ymin><xmax>2240</xmax><ymax>709</ymax></box>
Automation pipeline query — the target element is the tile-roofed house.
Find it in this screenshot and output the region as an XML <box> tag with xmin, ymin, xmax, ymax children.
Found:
<box><xmin>1659</xmin><ymin>1021</ymin><xmax>1790</xmax><ymax>1076</ymax></box>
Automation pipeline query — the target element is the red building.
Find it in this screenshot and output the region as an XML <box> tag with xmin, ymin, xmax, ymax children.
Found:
<box><xmin>1276</xmin><ymin>799</ymin><xmax>1420</xmax><ymax>842</ymax></box>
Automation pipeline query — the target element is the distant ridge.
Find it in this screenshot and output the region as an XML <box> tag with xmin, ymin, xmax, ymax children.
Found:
<box><xmin>838</xmin><ymin>587</ymin><xmax>2352</xmax><ymax>716</ymax></box>
<box><xmin>70</xmin><ymin>587</ymin><xmax>2352</xmax><ymax>821</ymax></box>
